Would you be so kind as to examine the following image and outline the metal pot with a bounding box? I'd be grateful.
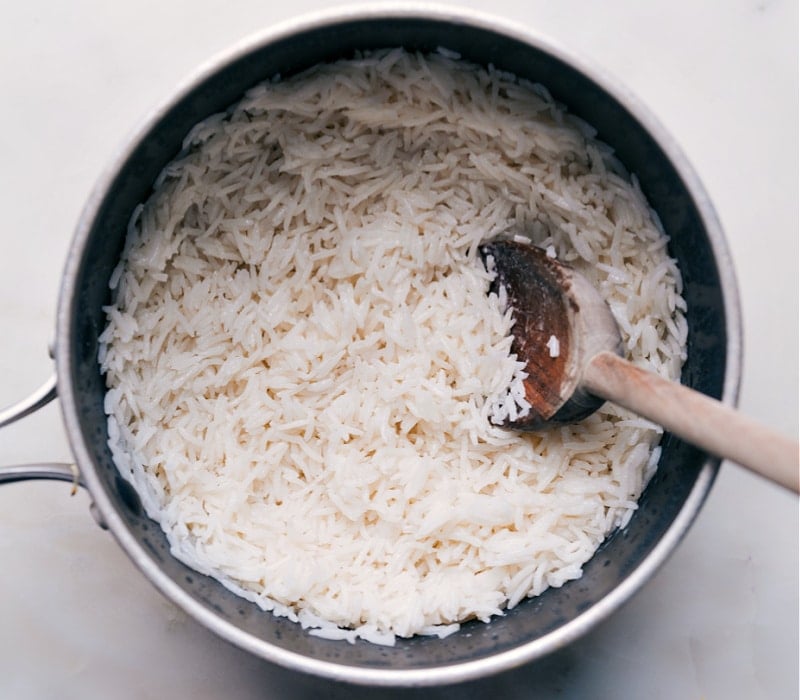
[0,4,740,687]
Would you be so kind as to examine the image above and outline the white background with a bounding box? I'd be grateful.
[0,1,797,698]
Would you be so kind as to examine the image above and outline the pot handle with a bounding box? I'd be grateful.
[0,373,84,492]
[0,373,58,429]
[0,463,83,490]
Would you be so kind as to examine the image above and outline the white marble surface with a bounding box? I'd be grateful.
[0,1,797,698]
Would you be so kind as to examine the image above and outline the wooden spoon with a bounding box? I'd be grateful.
[481,239,799,493]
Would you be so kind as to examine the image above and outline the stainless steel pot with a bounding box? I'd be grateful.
[0,4,741,687]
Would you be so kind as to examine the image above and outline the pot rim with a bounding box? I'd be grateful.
[54,2,743,686]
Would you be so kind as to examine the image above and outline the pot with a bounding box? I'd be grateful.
[0,4,741,687]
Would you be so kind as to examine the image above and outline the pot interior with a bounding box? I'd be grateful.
[62,14,730,679]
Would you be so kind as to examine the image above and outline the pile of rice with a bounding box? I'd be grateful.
[99,48,687,645]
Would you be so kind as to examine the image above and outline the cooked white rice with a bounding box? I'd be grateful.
[98,48,687,645]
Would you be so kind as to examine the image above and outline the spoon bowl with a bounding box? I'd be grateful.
[482,239,621,429]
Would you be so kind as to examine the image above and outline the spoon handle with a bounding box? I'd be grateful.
[583,351,799,493]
